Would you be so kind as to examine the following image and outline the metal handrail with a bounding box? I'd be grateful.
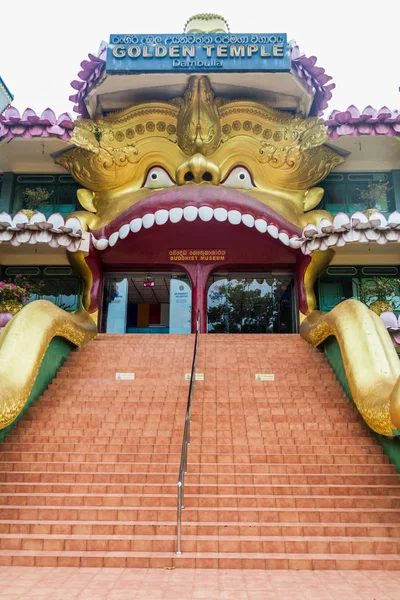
[176,310,200,554]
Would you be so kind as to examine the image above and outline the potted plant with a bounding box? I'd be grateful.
[359,277,400,316]
[357,181,392,212]
[23,187,54,215]
[0,275,45,329]
[0,282,27,328]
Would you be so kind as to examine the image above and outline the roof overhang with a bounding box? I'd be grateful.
[84,70,315,117]
[329,135,400,171]
[0,138,72,173]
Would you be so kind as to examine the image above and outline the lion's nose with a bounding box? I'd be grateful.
[176,153,220,185]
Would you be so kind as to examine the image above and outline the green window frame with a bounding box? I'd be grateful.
[12,174,80,216]
[318,266,400,315]
[1,266,81,312]
[319,172,394,216]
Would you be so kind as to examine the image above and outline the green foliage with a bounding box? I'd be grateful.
[0,282,26,304]
[357,181,391,210]
[358,277,400,308]
[0,275,45,305]
[6,274,45,297]
[23,187,54,210]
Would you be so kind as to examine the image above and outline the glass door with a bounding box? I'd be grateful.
[102,272,191,334]
[207,273,296,333]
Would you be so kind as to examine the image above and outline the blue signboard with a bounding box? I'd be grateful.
[106,33,290,74]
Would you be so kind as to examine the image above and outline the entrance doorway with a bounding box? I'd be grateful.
[207,273,296,333]
[101,272,191,334]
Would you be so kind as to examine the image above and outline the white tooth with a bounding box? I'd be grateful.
[267,224,279,239]
[58,234,72,247]
[48,237,59,248]
[155,209,169,225]
[11,211,29,227]
[109,232,119,247]
[65,216,82,234]
[214,208,228,222]
[35,230,52,243]
[303,223,318,238]
[242,214,254,228]
[47,212,65,230]
[130,218,142,233]
[0,212,12,226]
[255,219,267,233]
[119,224,130,240]
[376,233,387,245]
[308,238,321,252]
[10,237,21,246]
[30,212,46,224]
[183,206,198,222]
[15,230,31,243]
[169,207,183,223]
[289,237,302,249]
[343,229,361,243]
[385,230,399,242]
[319,240,328,251]
[365,229,380,241]
[199,206,214,222]
[0,230,13,242]
[142,213,155,229]
[228,210,241,225]
[94,238,109,250]
[70,239,82,252]
[278,232,290,246]
[325,233,339,247]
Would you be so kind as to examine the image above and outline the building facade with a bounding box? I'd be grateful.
[1,14,400,435]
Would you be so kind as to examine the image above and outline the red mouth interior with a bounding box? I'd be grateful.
[91,185,302,240]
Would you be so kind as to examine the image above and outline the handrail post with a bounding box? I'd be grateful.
[176,481,182,555]
[176,310,200,555]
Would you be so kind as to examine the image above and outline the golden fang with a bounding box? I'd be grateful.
[112,43,284,59]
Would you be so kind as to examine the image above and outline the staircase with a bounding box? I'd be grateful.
[0,333,399,569]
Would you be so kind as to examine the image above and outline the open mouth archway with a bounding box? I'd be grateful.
[79,186,311,334]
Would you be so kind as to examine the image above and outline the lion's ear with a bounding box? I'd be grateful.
[303,187,324,212]
[77,189,97,213]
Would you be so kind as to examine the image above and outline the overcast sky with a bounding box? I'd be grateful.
[1,0,399,117]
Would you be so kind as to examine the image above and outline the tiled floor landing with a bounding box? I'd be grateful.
[0,567,399,599]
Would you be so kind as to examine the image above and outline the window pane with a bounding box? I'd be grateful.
[40,279,58,304]
[58,279,79,310]
[321,183,346,214]
[56,185,79,214]
[348,183,389,213]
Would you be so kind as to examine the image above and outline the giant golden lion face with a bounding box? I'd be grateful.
[56,76,343,319]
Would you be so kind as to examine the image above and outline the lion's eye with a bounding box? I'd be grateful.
[143,167,175,189]
[222,166,254,190]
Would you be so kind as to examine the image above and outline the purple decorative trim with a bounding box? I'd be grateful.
[326,105,400,139]
[69,46,107,118]
[0,107,74,142]
[291,46,335,117]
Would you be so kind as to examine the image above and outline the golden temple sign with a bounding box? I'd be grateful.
[106,33,290,73]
